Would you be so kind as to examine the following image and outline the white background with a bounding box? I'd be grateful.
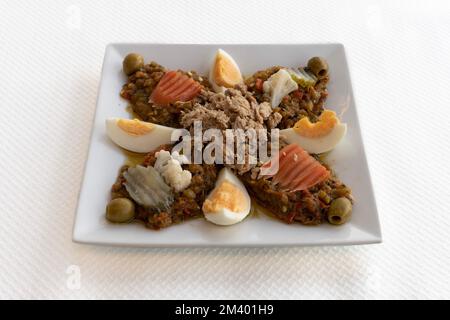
[0,0,449,299]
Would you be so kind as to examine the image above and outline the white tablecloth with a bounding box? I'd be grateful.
[1,0,449,299]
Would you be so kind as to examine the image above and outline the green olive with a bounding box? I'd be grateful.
[106,198,135,223]
[327,197,352,225]
[123,53,144,76]
[307,56,329,78]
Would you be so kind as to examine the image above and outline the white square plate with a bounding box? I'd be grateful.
[73,43,381,247]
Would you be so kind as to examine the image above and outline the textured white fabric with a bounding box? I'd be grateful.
[1,0,450,299]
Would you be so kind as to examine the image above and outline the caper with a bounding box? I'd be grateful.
[307,57,329,78]
[327,197,352,225]
[183,188,196,199]
[318,190,331,204]
[332,186,351,198]
[106,198,135,223]
[123,53,144,76]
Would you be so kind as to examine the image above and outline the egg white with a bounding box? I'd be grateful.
[106,118,175,153]
[280,123,347,154]
[203,167,251,226]
[208,49,243,93]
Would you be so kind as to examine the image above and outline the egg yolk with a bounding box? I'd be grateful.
[117,119,154,136]
[203,181,247,213]
[293,110,338,138]
[214,54,241,88]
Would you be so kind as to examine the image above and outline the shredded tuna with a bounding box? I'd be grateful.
[180,106,230,130]
[180,85,282,175]
[181,85,282,131]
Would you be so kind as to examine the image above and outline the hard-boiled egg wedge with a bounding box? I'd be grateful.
[208,49,243,93]
[106,118,175,153]
[202,167,251,226]
[280,110,347,154]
